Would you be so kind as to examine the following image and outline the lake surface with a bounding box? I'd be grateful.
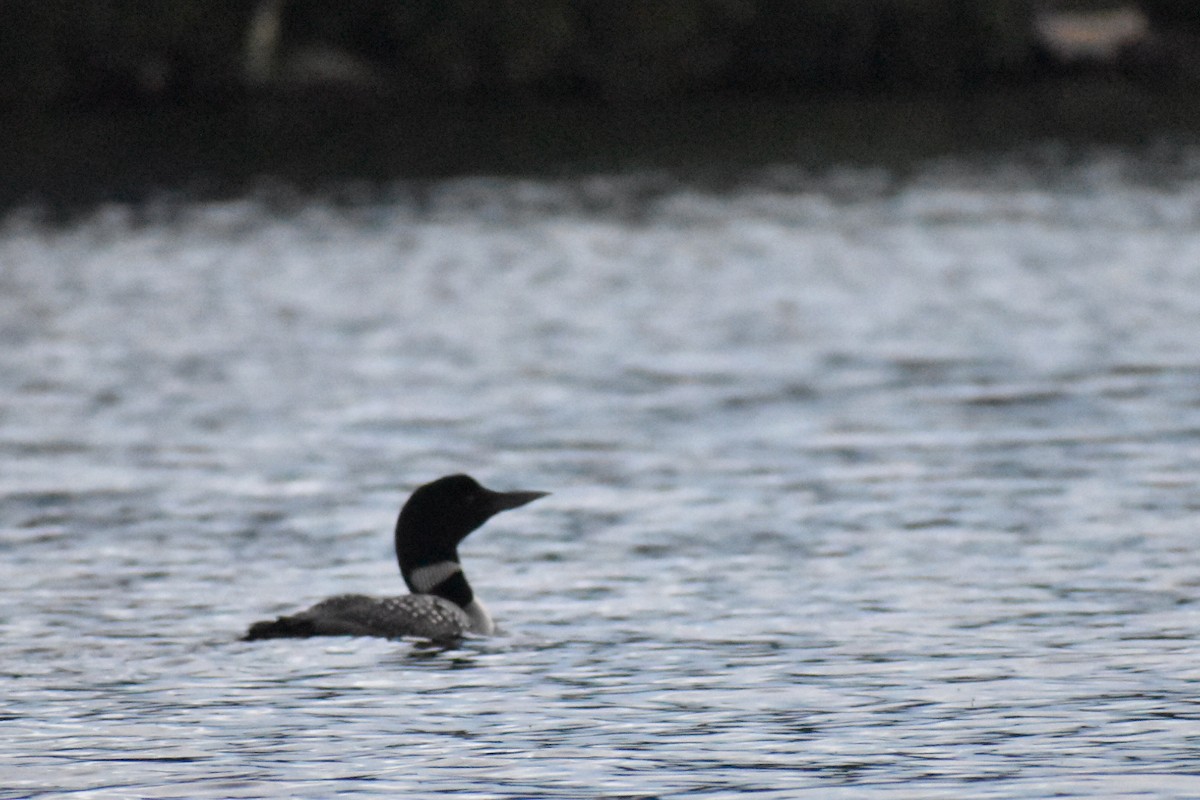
[3,146,1200,798]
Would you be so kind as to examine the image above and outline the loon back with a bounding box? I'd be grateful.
[244,594,474,641]
[243,474,547,642]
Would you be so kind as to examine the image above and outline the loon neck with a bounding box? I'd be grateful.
[403,559,493,635]
[401,556,491,629]
[407,560,463,593]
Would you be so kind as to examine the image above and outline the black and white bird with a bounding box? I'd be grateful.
[244,474,547,642]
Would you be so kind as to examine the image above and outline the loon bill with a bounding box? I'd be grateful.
[244,474,547,642]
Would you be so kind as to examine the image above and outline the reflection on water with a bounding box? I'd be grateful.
[3,148,1200,798]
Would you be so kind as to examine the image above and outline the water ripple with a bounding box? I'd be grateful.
[4,148,1200,797]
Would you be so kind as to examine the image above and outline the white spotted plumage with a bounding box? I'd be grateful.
[300,593,474,640]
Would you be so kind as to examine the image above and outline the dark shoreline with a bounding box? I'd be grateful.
[4,77,1200,216]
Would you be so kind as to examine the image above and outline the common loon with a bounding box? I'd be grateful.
[244,474,547,642]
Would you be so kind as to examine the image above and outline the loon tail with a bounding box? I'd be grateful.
[243,615,320,640]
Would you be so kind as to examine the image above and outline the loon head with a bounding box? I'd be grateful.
[394,474,547,631]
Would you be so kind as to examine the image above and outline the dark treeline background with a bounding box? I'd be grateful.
[4,1,1199,210]
[3,0,1199,110]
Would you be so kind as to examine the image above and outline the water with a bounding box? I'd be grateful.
[3,146,1200,798]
